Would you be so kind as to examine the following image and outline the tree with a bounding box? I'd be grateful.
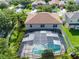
[16,11,27,29]
[0,49,19,59]
[37,5,52,12]
[0,38,7,54]
[10,0,31,6]
[19,0,32,9]
[51,4,56,9]
[44,0,51,3]
[22,57,29,59]
[65,0,79,12]
[9,0,20,5]
[41,49,54,59]
[0,9,17,37]
[26,4,32,10]
[0,1,9,9]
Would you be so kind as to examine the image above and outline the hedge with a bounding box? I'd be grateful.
[16,32,24,52]
[62,56,69,59]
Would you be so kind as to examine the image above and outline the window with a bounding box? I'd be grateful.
[41,24,45,27]
[71,20,72,22]
[53,24,57,27]
[78,19,79,22]
[30,24,32,27]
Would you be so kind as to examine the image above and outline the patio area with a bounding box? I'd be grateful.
[19,31,66,59]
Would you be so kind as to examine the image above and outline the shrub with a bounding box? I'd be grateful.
[10,31,18,43]
[0,1,9,9]
[37,5,52,12]
[16,32,24,52]
[62,56,69,59]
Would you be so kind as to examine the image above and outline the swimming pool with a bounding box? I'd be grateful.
[32,48,43,54]
[48,43,61,52]
[32,45,45,54]
[32,43,61,55]
[32,33,61,55]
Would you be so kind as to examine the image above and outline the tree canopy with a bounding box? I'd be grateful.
[37,5,52,12]
[44,0,51,3]
[65,0,79,12]
[0,9,17,37]
[9,0,31,6]
[0,1,9,9]
[0,8,27,37]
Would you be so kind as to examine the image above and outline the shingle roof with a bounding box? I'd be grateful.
[49,0,60,5]
[66,11,79,20]
[25,12,62,24]
[32,0,46,5]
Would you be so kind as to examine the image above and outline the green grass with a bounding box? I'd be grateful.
[23,9,32,12]
[60,25,79,59]
[52,8,60,12]
[62,26,79,47]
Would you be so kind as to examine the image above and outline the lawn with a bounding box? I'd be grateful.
[54,54,72,59]
[53,25,74,59]
[61,25,79,58]
[52,8,60,12]
[23,9,32,12]
[62,26,79,47]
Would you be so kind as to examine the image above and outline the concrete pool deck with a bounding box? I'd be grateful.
[19,31,66,59]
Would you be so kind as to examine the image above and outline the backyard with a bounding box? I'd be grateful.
[54,25,79,59]
[0,0,79,59]
[61,25,79,57]
[62,26,79,47]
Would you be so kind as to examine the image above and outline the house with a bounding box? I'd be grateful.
[19,31,65,58]
[74,0,79,4]
[32,0,46,9]
[25,12,62,30]
[59,1,65,7]
[61,0,67,3]
[48,0,60,5]
[48,0,65,8]
[65,11,79,29]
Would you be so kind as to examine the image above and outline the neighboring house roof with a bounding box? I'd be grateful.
[32,0,46,5]
[66,12,74,19]
[59,1,65,6]
[74,0,79,4]
[25,12,62,24]
[49,0,60,5]
[66,11,79,20]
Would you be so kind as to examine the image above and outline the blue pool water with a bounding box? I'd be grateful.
[48,43,60,52]
[32,36,61,54]
[32,43,60,54]
[32,48,43,54]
